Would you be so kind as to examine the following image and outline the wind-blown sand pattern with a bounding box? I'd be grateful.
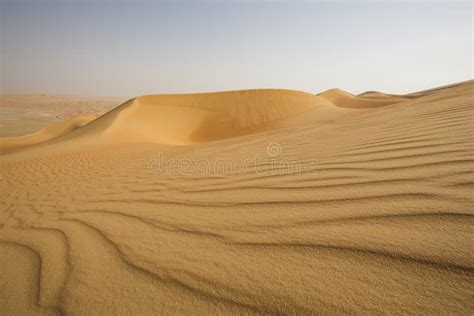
[0,81,473,314]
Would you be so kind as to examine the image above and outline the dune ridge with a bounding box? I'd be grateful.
[0,80,473,314]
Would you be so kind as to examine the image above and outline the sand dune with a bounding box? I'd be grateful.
[0,94,126,137]
[0,115,97,155]
[0,81,473,314]
[1,89,337,150]
[318,88,407,108]
[356,91,410,102]
[57,89,336,146]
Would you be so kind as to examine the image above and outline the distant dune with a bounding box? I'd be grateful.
[0,87,402,152]
[58,89,338,146]
[318,88,408,108]
[2,89,340,150]
[0,81,473,314]
[0,94,126,137]
[0,115,97,155]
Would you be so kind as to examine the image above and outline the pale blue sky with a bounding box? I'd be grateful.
[1,0,472,97]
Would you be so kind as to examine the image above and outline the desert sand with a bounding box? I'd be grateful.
[0,94,126,137]
[0,81,473,314]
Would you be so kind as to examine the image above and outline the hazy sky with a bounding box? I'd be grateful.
[1,0,472,97]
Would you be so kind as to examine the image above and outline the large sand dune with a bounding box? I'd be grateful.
[34,89,336,147]
[0,81,473,314]
[1,89,339,150]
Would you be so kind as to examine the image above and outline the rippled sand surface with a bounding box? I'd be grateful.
[1,81,473,314]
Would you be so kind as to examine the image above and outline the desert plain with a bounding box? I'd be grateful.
[0,81,473,314]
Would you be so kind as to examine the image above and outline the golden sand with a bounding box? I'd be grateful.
[0,81,473,314]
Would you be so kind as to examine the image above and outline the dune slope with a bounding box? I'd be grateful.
[0,115,97,155]
[0,94,126,137]
[0,81,473,314]
[61,89,335,146]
